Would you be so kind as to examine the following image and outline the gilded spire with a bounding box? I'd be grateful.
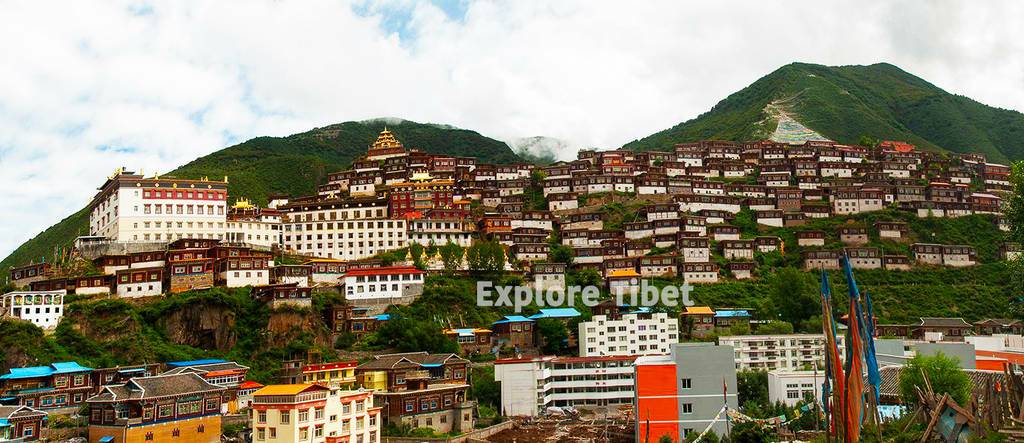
[371,128,404,151]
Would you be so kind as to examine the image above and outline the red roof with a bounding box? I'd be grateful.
[239,380,264,390]
[495,355,640,365]
[302,361,358,372]
[341,266,424,277]
[879,140,916,153]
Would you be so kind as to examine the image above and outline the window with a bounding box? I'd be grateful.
[681,378,692,389]
[682,403,693,414]
[257,411,267,424]
[279,410,290,424]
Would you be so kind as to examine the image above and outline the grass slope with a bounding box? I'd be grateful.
[1,119,520,271]
[624,62,1024,163]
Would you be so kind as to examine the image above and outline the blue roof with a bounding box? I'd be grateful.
[714,310,751,318]
[0,418,9,427]
[165,359,227,368]
[451,328,477,337]
[0,362,92,380]
[626,307,653,315]
[493,315,534,325]
[99,437,115,443]
[528,308,581,319]
[420,363,443,368]
[375,314,391,321]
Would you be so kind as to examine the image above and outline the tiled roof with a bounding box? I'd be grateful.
[0,405,46,420]
[975,318,1020,326]
[917,317,971,327]
[357,352,467,371]
[879,365,1001,403]
[88,373,224,402]
[162,361,249,375]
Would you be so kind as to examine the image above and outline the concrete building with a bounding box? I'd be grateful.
[88,169,229,243]
[767,370,824,406]
[717,334,846,370]
[493,355,637,417]
[2,290,65,330]
[579,311,678,357]
[279,197,407,260]
[250,384,381,443]
[634,343,739,441]
[340,266,425,303]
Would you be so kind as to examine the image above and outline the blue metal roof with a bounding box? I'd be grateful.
[375,314,391,321]
[165,359,227,368]
[714,310,751,318]
[626,307,653,315]
[451,328,477,337]
[492,315,534,325]
[528,308,581,319]
[0,418,9,427]
[99,437,115,443]
[0,362,92,380]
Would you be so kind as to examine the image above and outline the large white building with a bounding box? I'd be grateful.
[493,355,637,417]
[767,370,825,406]
[579,311,678,357]
[280,197,407,260]
[225,199,282,249]
[406,217,473,247]
[88,169,229,243]
[717,334,846,371]
[340,266,425,302]
[2,290,65,329]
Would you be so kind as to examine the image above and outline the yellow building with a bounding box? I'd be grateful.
[251,384,381,443]
[301,361,358,389]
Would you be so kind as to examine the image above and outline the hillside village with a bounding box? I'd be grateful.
[2,128,1024,443]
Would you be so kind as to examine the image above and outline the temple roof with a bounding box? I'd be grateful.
[370,128,404,151]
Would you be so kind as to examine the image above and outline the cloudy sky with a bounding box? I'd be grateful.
[2,0,1023,259]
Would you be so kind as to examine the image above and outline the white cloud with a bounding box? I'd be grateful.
[2,0,1023,259]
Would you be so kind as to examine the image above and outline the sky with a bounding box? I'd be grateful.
[2,0,1024,260]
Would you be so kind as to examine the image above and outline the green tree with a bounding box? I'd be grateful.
[729,421,775,443]
[439,242,464,273]
[469,366,500,409]
[1006,162,1024,245]
[548,244,574,264]
[536,318,569,355]
[756,320,794,335]
[659,435,674,443]
[367,308,458,354]
[768,268,819,326]
[467,241,505,273]
[899,352,972,406]
[737,370,769,410]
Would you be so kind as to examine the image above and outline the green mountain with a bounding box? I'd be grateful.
[624,62,1024,163]
[1,119,519,272]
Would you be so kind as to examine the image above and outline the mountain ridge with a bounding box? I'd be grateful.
[623,62,1024,163]
[1,119,520,272]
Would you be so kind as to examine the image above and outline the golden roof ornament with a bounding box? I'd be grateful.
[371,128,404,150]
